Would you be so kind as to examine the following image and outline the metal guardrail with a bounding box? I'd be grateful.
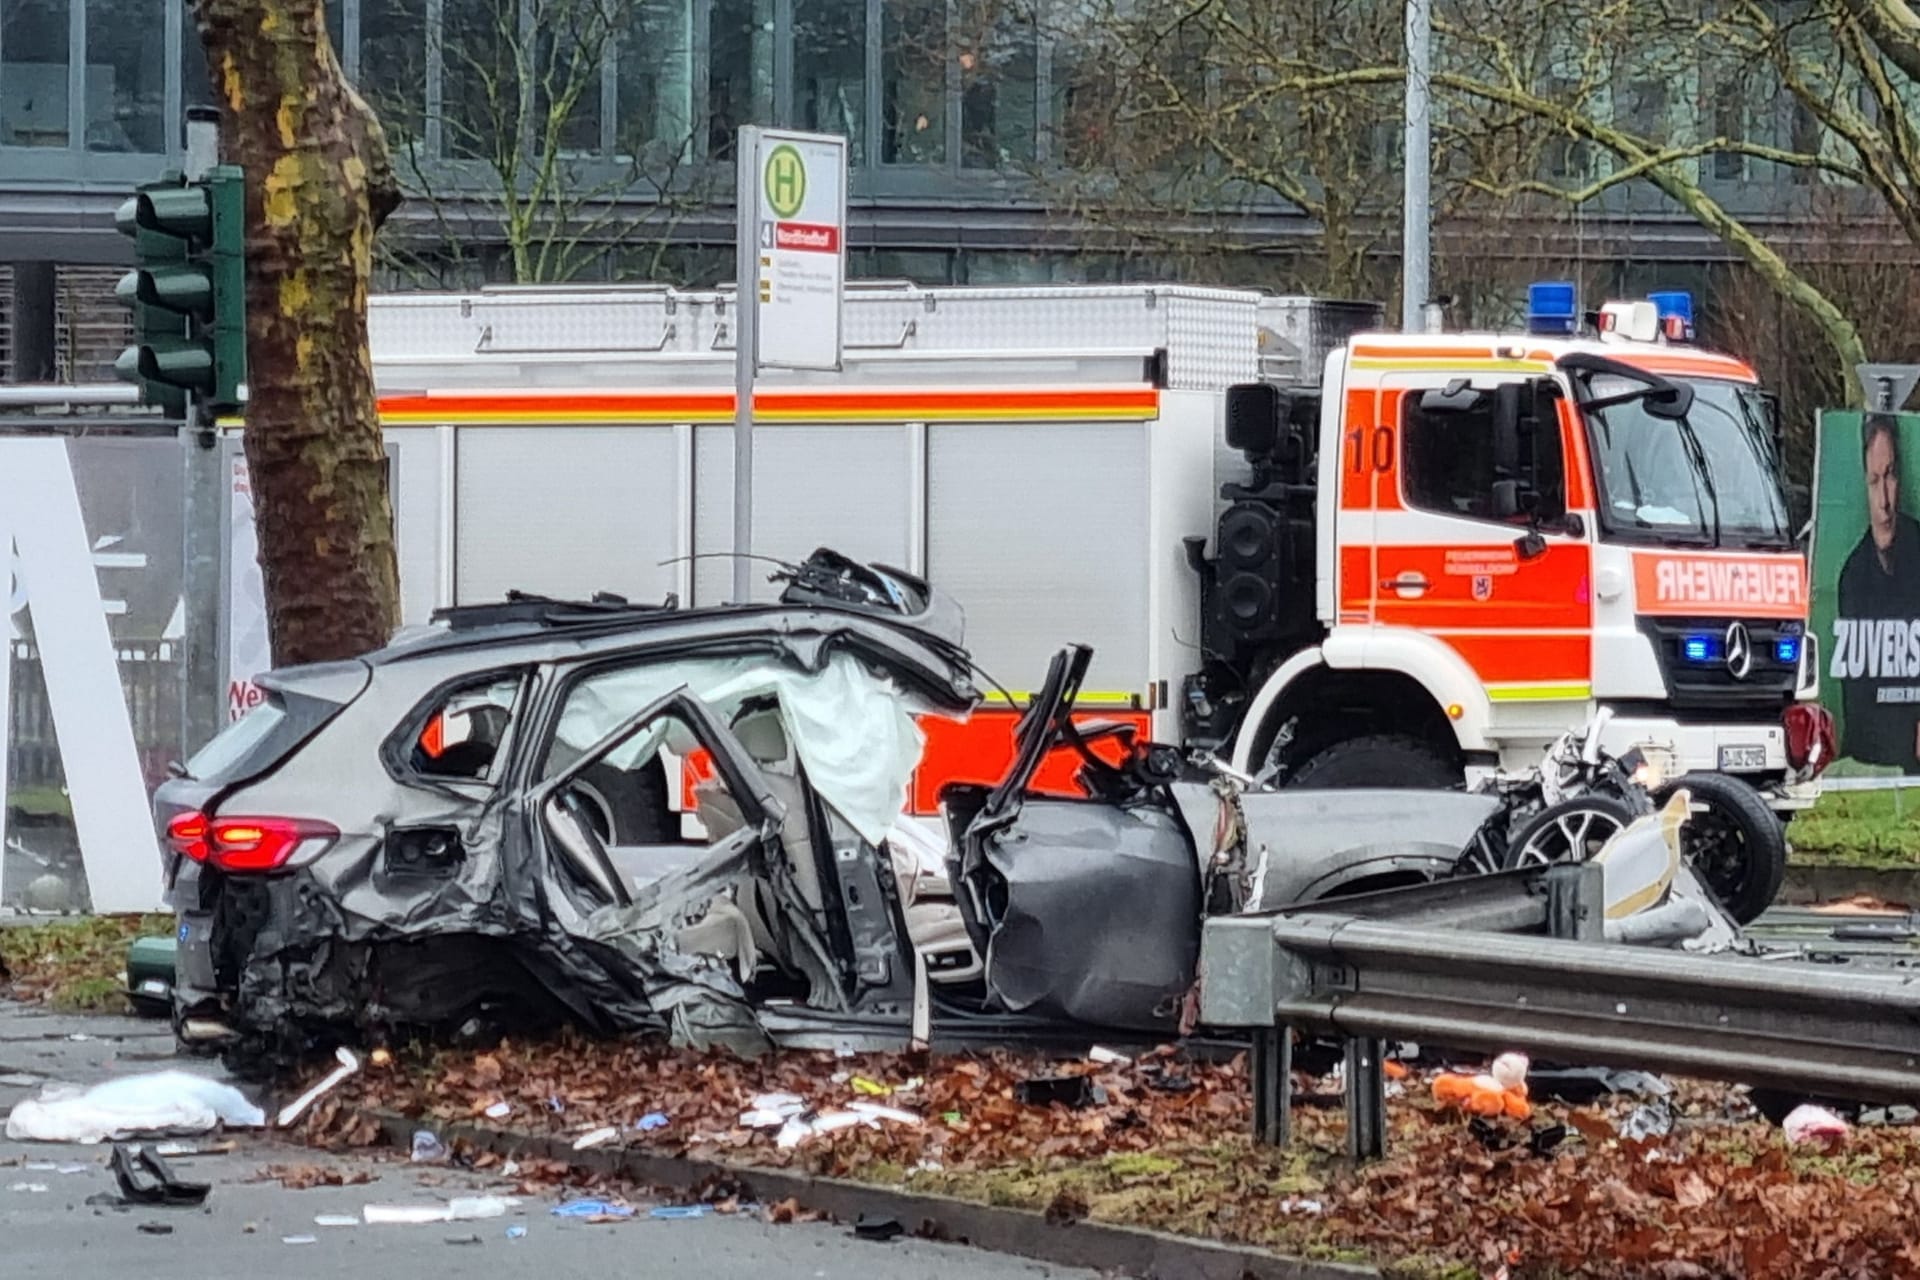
[1199,865,1920,1159]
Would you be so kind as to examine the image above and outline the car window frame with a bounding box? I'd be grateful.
[381,665,535,796]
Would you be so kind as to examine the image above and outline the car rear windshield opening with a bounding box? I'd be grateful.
[182,690,346,785]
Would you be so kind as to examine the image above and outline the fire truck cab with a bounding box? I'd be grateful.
[327,280,1821,921]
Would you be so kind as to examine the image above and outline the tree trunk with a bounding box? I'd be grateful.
[191,0,403,667]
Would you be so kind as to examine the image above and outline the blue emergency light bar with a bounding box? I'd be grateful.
[1649,290,1695,342]
[1683,635,1719,663]
[1775,636,1800,665]
[1526,281,1578,336]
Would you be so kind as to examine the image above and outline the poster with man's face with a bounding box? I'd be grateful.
[1812,409,1920,774]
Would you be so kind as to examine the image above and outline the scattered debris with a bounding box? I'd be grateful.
[1432,1053,1531,1120]
[1783,1104,1850,1149]
[634,1112,669,1132]
[1618,1103,1674,1143]
[315,1214,359,1228]
[1087,1046,1132,1066]
[109,1144,211,1206]
[277,1047,362,1128]
[852,1213,904,1241]
[551,1199,635,1219]
[9,1182,49,1193]
[849,1077,891,1097]
[572,1126,620,1150]
[3,1071,264,1144]
[410,1131,449,1163]
[363,1197,516,1224]
[153,1141,234,1158]
[506,1225,527,1239]
[1528,1067,1673,1105]
[0,1073,42,1087]
[1015,1076,1106,1110]
[370,1049,394,1068]
[500,1159,521,1178]
[1857,1105,1919,1128]
[483,1101,512,1120]
[137,1221,174,1235]
[444,1233,483,1245]
[282,1235,318,1246]
[650,1205,714,1219]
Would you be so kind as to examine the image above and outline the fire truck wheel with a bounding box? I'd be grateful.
[1284,734,1463,790]
[1653,771,1787,926]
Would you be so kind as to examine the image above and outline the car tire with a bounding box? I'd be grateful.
[572,759,675,845]
[1284,734,1464,789]
[1654,771,1787,925]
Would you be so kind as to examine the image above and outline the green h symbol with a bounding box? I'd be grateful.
[765,145,806,218]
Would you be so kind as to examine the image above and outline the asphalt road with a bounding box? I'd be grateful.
[0,1003,1096,1280]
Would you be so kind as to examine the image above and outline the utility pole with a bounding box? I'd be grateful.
[1401,0,1432,333]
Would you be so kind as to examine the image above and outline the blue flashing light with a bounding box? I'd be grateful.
[1683,634,1719,664]
[1775,636,1801,665]
[1526,281,1578,336]
[1648,290,1694,324]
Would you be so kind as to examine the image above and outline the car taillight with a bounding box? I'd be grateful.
[204,816,339,872]
[1784,704,1838,778]
[166,812,211,863]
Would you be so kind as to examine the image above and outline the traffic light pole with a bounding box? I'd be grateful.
[179,104,227,756]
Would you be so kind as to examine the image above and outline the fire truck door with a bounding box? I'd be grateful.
[1364,376,1594,703]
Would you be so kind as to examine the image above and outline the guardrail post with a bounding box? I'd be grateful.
[1250,1026,1292,1146]
[1546,862,1603,941]
[1345,1037,1387,1160]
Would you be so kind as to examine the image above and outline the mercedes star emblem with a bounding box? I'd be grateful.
[1724,621,1753,680]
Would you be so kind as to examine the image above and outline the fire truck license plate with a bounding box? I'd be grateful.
[1718,744,1767,771]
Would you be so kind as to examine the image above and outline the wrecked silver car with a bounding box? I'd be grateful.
[154,551,1505,1074]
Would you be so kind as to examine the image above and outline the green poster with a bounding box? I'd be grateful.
[1812,408,1920,775]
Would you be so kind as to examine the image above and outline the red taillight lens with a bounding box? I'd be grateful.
[166,812,211,863]
[1784,704,1838,777]
[204,816,339,872]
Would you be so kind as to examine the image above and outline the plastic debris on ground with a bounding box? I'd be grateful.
[650,1205,715,1219]
[740,1093,808,1129]
[850,1076,890,1097]
[3,1070,264,1144]
[1783,1104,1850,1148]
[572,1126,620,1150]
[314,1214,359,1227]
[109,1143,212,1206]
[1617,1103,1674,1143]
[0,1073,43,1087]
[23,1161,89,1175]
[1087,1046,1132,1066]
[410,1130,449,1163]
[1858,1105,1919,1128]
[282,1235,318,1245]
[137,1221,174,1235]
[852,1213,904,1241]
[1014,1076,1107,1109]
[483,1101,512,1120]
[550,1199,636,1219]
[634,1112,669,1132]
[9,1182,49,1193]
[445,1233,483,1245]
[276,1047,361,1128]
[1527,1066,1674,1105]
[363,1196,517,1224]
[506,1225,527,1239]
[152,1141,233,1158]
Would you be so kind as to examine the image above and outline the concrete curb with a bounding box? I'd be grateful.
[1780,864,1920,905]
[351,1108,1381,1280]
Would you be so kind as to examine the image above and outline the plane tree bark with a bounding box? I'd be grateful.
[190,0,402,666]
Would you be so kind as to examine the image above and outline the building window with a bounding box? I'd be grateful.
[86,0,165,152]
[616,0,694,159]
[1,0,72,148]
[1619,77,1668,144]
[957,1,1034,170]
[441,0,518,160]
[708,0,773,159]
[881,0,945,165]
[532,13,607,157]
[794,0,865,164]
[1712,90,1745,181]
[1400,389,1565,525]
[1788,99,1819,185]
[360,0,427,147]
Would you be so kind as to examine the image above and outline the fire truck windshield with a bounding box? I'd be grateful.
[1579,373,1792,550]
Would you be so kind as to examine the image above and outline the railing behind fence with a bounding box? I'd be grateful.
[6,640,186,795]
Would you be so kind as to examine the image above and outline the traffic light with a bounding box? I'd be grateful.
[113,165,246,419]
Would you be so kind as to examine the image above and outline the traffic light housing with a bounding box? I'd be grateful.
[113,166,246,419]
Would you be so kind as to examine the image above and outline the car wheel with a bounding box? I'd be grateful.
[1502,796,1636,869]
[1654,771,1787,925]
[1284,734,1464,789]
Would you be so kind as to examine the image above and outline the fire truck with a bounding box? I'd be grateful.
[301,280,1824,919]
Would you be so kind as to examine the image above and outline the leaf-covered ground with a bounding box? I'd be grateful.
[0,913,171,1011]
[298,1035,1920,1279]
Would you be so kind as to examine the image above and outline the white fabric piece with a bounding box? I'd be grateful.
[552,652,947,846]
[3,1070,266,1144]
